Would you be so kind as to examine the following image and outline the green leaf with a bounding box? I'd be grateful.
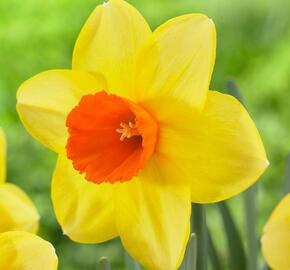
[218,202,246,270]
[226,79,259,270]
[262,263,270,270]
[191,204,208,270]
[97,257,111,270]
[207,228,222,270]
[225,79,245,106]
[125,252,142,270]
[184,233,197,270]
[243,185,258,270]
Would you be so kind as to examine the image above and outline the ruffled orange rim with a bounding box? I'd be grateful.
[66,91,158,184]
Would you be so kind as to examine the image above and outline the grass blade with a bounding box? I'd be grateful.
[218,202,246,270]
[244,185,258,270]
[184,233,197,270]
[225,79,245,106]
[262,264,270,270]
[125,252,141,270]
[207,228,222,270]
[226,78,258,270]
[191,204,208,270]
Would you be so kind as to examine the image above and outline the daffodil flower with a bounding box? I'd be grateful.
[262,194,290,270]
[16,0,268,269]
[0,231,58,269]
[0,131,55,268]
[0,129,39,233]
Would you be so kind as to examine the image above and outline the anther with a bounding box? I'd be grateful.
[116,122,140,141]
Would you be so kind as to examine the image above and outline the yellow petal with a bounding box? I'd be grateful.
[73,0,151,99]
[115,157,191,270]
[0,128,6,183]
[143,91,268,203]
[17,70,106,153]
[262,194,290,270]
[0,231,58,270]
[51,155,117,243]
[135,14,216,110]
[0,183,39,234]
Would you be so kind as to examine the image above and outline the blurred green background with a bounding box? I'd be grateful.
[0,0,290,269]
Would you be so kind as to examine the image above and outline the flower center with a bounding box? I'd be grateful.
[116,122,140,141]
[66,91,158,184]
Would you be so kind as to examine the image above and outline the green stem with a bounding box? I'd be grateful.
[262,263,270,270]
[226,78,259,270]
[125,252,141,270]
[218,202,246,270]
[184,233,197,270]
[191,204,208,270]
[225,79,244,105]
[243,185,258,270]
[97,257,111,270]
[207,228,222,270]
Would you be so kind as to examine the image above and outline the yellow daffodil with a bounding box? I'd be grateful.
[0,128,39,233]
[0,231,58,269]
[16,0,268,269]
[262,194,290,270]
[0,130,55,269]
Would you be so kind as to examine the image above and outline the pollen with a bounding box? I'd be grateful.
[116,122,140,141]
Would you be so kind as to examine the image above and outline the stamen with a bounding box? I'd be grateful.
[116,122,140,141]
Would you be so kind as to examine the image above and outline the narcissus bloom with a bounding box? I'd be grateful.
[0,231,58,269]
[262,194,290,270]
[17,0,268,269]
[0,128,39,233]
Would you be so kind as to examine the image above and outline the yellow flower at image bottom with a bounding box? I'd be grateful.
[0,231,58,270]
[262,194,290,270]
[0,128,39,234]
[16,0,269,269]
[0,184,39,234]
